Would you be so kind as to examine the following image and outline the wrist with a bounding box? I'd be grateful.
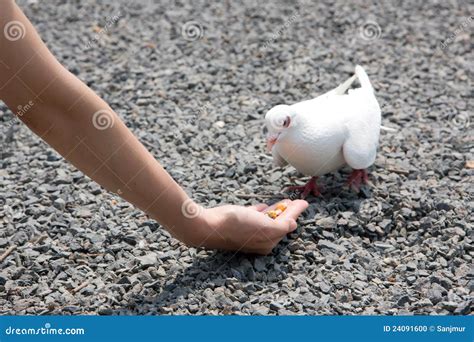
[183,206,231,249]
[186,207,222,248]
[164,200,220,248]
[149,198,229,249]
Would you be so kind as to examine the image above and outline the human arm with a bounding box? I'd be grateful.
[0,0,307,254]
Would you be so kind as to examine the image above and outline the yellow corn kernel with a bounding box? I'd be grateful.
[267,210,279,219]
[266,203,287,219]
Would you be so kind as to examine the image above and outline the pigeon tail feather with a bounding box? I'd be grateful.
[355,65,373,93]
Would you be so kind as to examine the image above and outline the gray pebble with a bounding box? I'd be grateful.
[0,0,471,316]
[317,240,346,253]
[53,198,66,210]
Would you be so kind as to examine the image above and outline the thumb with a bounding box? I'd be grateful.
[282,218,297,233]
[248,203,269,212]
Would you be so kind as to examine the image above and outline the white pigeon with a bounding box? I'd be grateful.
[265,65,392,198]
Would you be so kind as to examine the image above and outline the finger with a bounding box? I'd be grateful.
[287,218,298,232]
[257,200,306,237]
[275,199,308,221]
[260,216,297,238]
[272,218,298,234]
[272,200,308,233]
[248,203,269,212]
[262,199,292,213]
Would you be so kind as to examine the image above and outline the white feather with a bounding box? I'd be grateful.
[266,65,383,176]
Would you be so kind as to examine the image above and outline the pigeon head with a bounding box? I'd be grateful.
[265,105,296,151]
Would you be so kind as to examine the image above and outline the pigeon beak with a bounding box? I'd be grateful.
[266,133,280,152]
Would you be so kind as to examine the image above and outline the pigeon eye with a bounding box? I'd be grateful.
[283,116,291,128]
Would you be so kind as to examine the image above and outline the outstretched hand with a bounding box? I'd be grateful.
[194,199,308,255]
[0,0,307,257]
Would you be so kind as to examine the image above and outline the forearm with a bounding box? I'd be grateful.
[23,79,199,239]
[0,0,206,244]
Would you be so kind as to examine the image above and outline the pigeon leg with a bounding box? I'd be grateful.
[285,176,320,199]
[347,169,369,192]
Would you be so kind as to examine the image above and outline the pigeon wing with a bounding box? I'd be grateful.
[342,66,381,169]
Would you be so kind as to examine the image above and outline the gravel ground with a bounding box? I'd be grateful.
[0,0,473,315]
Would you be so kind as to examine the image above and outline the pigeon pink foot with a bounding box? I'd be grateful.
[347,169,369,192]
[285,176,321,199]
